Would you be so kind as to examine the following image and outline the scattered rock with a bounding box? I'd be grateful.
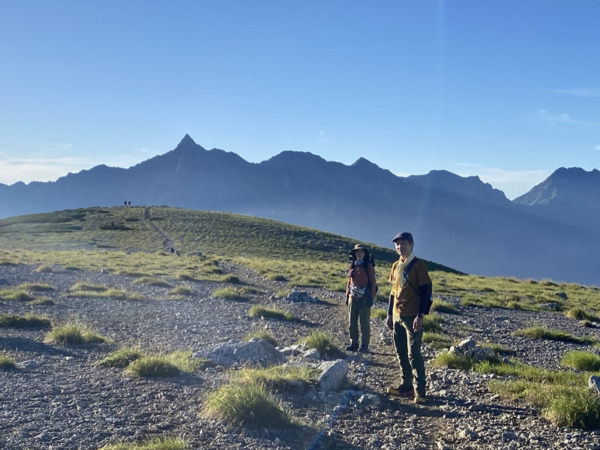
[318,359,348,392]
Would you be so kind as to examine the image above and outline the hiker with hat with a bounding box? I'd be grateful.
[345,244,377,352]
[386,232,433,404]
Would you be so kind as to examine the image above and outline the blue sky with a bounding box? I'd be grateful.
[1,1,599,200]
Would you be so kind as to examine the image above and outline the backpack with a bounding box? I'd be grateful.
[348,254,378,296]
[403,257,433,315]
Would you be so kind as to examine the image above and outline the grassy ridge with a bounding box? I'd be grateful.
[1,206,598,310]
[0,206,457,271]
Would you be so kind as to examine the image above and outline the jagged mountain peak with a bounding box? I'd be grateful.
[175,134,206,150]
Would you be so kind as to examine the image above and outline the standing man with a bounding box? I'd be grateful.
[386,232,432,404]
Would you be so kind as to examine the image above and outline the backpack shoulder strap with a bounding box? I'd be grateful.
[404,257,418,275]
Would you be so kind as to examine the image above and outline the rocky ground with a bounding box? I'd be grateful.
[1,259,600,449]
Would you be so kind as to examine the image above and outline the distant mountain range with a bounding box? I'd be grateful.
[1,134,598,286]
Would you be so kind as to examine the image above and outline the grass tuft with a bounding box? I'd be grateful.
[0,313,52,329]
[512,326,594,344]
[248,305,295,321]
[100,436,189,450]
[422,314,445,333]
[432,350,474,370]
[371,308,387,320]
[0,353,17,370]
[543,387,600,429]
[560,350,600,372]
[423,332,452,349]
[123,351,201,377]
[168,286,194,297]
[97,348,145,368]
[235,365,320,390]
[213,288,248,302]
[124,356,181,377]
[566,308,600,322]
[431,299,460,314]
[204,381,291,428]
[0,290,34,302]
[301,331,339,356]
[244,331,278,347]
[44,324,111,345]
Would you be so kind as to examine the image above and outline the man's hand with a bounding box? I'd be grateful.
[386,314,393,331]
[413,316,423,332]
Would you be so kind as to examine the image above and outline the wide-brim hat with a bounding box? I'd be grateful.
[351,244,367,254]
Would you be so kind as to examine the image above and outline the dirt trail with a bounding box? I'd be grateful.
[143,207,177,253]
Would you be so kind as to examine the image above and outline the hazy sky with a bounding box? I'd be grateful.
[1,1,599,200]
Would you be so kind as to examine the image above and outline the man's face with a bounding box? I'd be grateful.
[394,239,413,260]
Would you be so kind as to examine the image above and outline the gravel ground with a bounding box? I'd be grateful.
[1,261,600,449]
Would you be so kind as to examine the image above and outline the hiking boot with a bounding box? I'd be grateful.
[358,346,369,353]
[345,343,359,352]
[386,385,414,397]
[414,393,426,404]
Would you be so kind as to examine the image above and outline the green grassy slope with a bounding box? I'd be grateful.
[0,206,458,273]
[2,206,598,312]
